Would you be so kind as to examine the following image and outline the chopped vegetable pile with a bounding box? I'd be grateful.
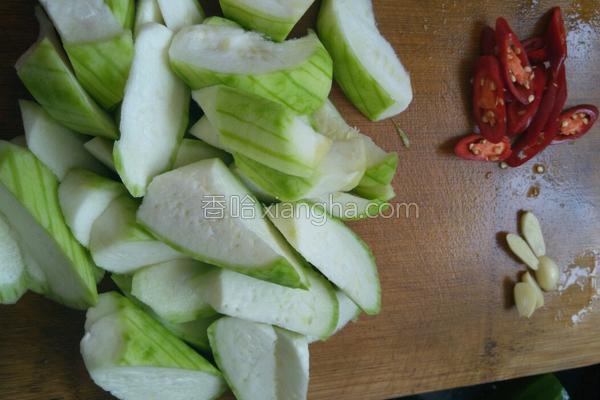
[455,7,598,166]
[1,1,413,399]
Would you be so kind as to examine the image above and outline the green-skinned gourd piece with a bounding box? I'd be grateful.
[137,158,310,289]
[40,0,134,110]
[193,85,331,178]
[0,214,28,304]
[219,0,315,42]
[81,292,227,400]
[104,0,135,30]
[268,202,381,315]
[89,194,185,274]
[317,0,413,121]
[84,137,116,171]
[134,0,163,36]
[112,274,220,353]
[203,16,241,28]
[170,24,332,114]
[130,259,217,324]
[203,268,338,339]
[173,138,232,169]
[306,192,389,221]
[20,100,109,180]
[157,0,205,31]
[208,317,309,400]
[59,169,125,247]
[114,23,189,198]
[0,142,99,309]
[16,8,118,139]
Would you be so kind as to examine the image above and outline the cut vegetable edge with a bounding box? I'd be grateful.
[0,213,28,304]
[208,316,309,400]
[20,100,109,180]
[59,169,125,247]
[131,259,217,324]
[193,85,332,178]
[267,202,381,315]
[317,0,413,121]
[306,192,390,221]
[219,0,315,41]
[134,0,164,36]
[137,158,310,289]
[115,22,190,198]
[89,194,185,274]
[173,138,232,169]
[84,137,117,171]
[0,142,98,309]
[156,0,205,31]
[81,292,227,400]
[204,267,339,339]
[15,8,119,139]
[63,31,134,110]
[111,274,218,353]
[170,26,332,114]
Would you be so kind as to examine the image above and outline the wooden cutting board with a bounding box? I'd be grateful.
[1,1,599,399]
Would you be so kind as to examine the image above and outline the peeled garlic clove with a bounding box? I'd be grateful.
[521,211,546,257]
[506,233,540,270]
[521,271,544,309]
[514,282,537,318]
[536,256,560,291]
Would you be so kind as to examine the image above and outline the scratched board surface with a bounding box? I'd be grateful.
[0,1,599,399]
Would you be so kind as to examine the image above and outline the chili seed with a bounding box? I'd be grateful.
[561,120,569,128]
[490,82,496,91]
[510,73,517,83]
[583,117,589,125]
[524,66,532,73]
[494,146,504,155]
[528,94,535,103]
[499,162,508,169]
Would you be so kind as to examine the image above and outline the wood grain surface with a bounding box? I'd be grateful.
[1,1,599,399]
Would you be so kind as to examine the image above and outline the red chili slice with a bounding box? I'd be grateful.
[481,26,496,56]
[473,56,507,143]
[454,134,512,162]
[552,105,598,142]
[507,67,547,136]
[522,36,548,64]
[506,66,567,167]
[546,7,567,80]
[523,37,545,52]
[496,17,535,105]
